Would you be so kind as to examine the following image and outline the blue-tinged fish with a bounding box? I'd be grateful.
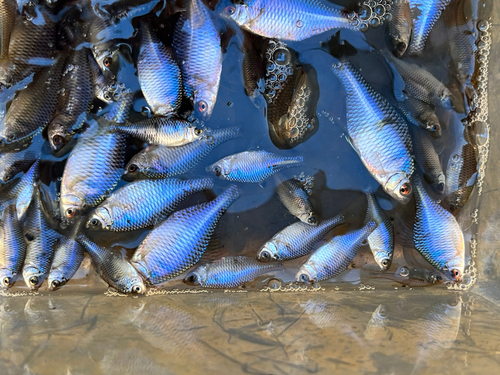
[257,214,345,261]
[131,185,240,285]
[386,0,413,57]
[47,220,85,291]
[15,159,39,221]
[137,21,182,116]
[172,0,222,118]
[111,117,204,147]
[413,176,464,282]
[365,193,393,270]
[296,221,376,282]
[124,127,239,180]
[412,128,445,194]
[22,190,59,290]
[0,204,26,289]
[77,235,146,294]
[207,150,303,183]
[331,58,414,203]
[184,256,283,288]
[276,175,317,224]
[87,178,214,231]
[408,0,452,55]
[225,0,360,41]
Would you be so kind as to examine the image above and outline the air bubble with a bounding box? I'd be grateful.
[141,106,151,117]
[296,20,303,28]
[359,5,372,21]
[478,20,489,31]
[360,23,369,32]
[374,5,385,16]
[399,266,409,277]
[370,18,380,28]
[267,279,281,290]
[273,49,291,66]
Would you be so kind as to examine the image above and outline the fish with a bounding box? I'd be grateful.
[47,220,85,291]
[88,10,119,79]
[47,48,94,152]
[386,0,413,57]
[172,0,222,118]
[408,0,452,55]
[110,117,204,147]
[296,221,376,282]
[331,58,414,203]
[124,127,239,180]
[131,185,240,285]
[0,0,16,60]
[207,150,303,183]
[77,235,146,294]
[22,190,59,290]
[257,214,345,261]
[365,193,394,270]
[371,265,446,286]
[0,204,26,289]
[137,21,182,116]
[411,128,445,194]
[87,177,214,231]
[0,135,43,184]
[399,96,441,137]
[241,30,266,97]
[224,0,360,41]
[276,176,317,224]
[14,159,38,221]
[364,304,392,342]
[89,50,116,103]
[413,176,465,282]
[1,58,64,147]
[184,256,284,288]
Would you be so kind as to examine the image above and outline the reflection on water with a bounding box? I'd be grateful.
[0,291,498,374]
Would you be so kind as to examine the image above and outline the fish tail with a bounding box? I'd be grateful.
[192,177,214,191]
[214,184,240,212]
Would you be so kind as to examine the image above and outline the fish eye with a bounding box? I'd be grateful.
[186,274,198,284]
[128,164,138,173]
[194,128,203,136]
[381,259,390,267]
[29,276,39,286]
[198,100,208,113]
[399,183,411,196]
[52,135,64,147]
[51,280,61,289]
[132,285,142,294]
[3,277,11,286]
[90,218,100,227]
[307,216,317,224]
[213,166,222,177]
[4,174,11,181]
[397,42,407,52]
[450,269,461,281]
[65,208,77,218]
[259,251,271,261]
[103,56,112,68]
[225,6,235,15]
[299,273,309,283]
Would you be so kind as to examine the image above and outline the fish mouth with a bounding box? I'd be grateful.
[0,270,16,290]
[23,267,44,290]
[47,274,67,291]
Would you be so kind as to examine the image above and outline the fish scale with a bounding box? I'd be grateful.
[411,128,445,193]
[87,178,214,231]
[276,176,317,224]
[0,135,43,184]
[0,204,26,289]
[332,58,414,203]
[365,193,394,270]
[131,185,240,285]
[0,0,16,60]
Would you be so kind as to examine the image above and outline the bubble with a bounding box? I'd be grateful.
[359,5,372,21]
[266,62,275,72]
[477,20,489,31]
[267,279,281,290]
[370,17,380,28]
[269,74,277,82]
[290,127,299,137]
[374,5,385,16]
[384,13,392,21]
[399,266,409,277]
[452,153,460,162]
[278,74,287,82]
[296,20,304,28]
[360,23,369,32]
[471,121,489,146]
[273,48,291,66]
[141,106,151,117]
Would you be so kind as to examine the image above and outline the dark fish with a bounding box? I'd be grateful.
[0,0,16,60]
[371,265,446,287]
[241,30,266,97]
[124,127,240,180]
[131,185,240,285]
[411,128,445,194]
[89,50,116,103]
[296,221,376,282]
[184,256,284,288]
[386,0,413,57]
[276,175,317,224]
[0,134,43,184]
[399,96,441,136]
[257,214,345,261]
[88,11,119,79]
[0,204,26,289]
[48,48,93,152]
[365,193,394,270]
[77,235,146,294]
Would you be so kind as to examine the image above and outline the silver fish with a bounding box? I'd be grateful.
[411,128,445,194]
[0,204,26,289]
[172,0,222,118]
[413,176,464,282]
[386,0,413,57]
[276,176,317,225]
[111,117,204,147]
[257,214,345,261]
[332,58,414,203]
[131,185,240,285]
[225,0,360,41]
[77,236,146,294]
[0,135,43,184]
[208,150,303,183]
[184,256,283,288]
[124,127,239,180]
[400,96,441,137]
[137,21,182,116]
[15,159,39,221]
[89,50,116,103]
[296,221,376,282]
[365,193,394,270]
[87,178,214,231]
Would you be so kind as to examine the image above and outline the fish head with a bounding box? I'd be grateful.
[60,193,85,220]
[22,266,46,290]
[92,47,117,81]
[47,271,68,291]
[437,87,452,109]
[299,211,318,226]
[430,173,446,195]
[188,126,205,142]
[194,93,217,119]
[391,38,409,58]
[207,158,231,179]
[257,241,281,261]
[446,264,464,284]
[224,1,252,26]
[123,276,147,295]
[385,173,412,204]
[373,250,392,271]
[87,207,113,230]
[124,152,154,181]
[184,265,208,286]
[0,269,17,290]
[47,119,72,152]
[296,264,317,283]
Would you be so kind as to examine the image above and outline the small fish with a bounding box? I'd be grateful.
[137,21,182,116]
[207,150,303,183]
[124,127,239,180]
[241,30,266,97]
[411,128,445,194]
[372,265,446,287]
[0,204,26,289]
[257,214,345,261]
[131,185,240,285]
[184,256,283,288]
[0,0,16,60]
[111,117,204,147]
[332,58,414,203]
[22,191,59,290]
[89,51,116,103]
[386,0,413,57]
[0,135,43,184]
[276,176,317,224]
[15,159,39,221]
[409,0,452,55]
[172,0,222,118]
[399,96,441,137]
[87,178,214,231]
[48,48,94,151]
[413,176,465,282]
[77,236,146,294]
[224,0,360,41]
[296,221,376,282]
[365,193,394,270]
[364,304,392,342]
